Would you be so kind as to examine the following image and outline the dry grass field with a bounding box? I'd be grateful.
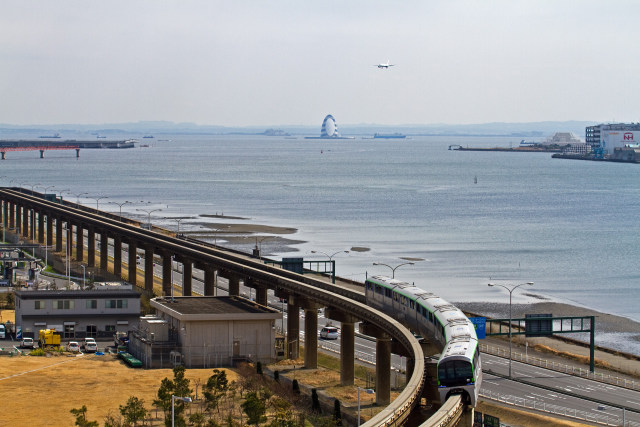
[0,353,236,426]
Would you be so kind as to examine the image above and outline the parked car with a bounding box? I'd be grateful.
[82,337,96,350]
[67,341,80,353]
[320,326,339,340]
[21,337,36,349]
[84,341,98,352]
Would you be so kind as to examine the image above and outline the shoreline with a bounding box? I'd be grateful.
[167,217,640,356]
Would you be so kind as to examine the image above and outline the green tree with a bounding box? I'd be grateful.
[189,412,207,427]
[119,396,147,426]
[203,369,229,414]
[153,366,192,427]
[70,405,99,427]
[241,391,267,426]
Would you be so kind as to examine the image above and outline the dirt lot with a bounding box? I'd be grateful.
[0,354,237,426]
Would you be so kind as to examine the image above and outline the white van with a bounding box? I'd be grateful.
[0,324,5,339]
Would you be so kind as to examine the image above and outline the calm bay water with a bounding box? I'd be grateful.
[4,135,640,325]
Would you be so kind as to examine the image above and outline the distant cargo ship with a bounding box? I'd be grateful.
[143,135,154,139]
[39,133,61,139]
[374,133,406,139]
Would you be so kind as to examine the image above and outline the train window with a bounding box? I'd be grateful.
[376,285,383,295]
[429,312,434,323]
[410,300,414,309]
[393,293,398,301]
[385,288,392,298]
[366,282,372,291]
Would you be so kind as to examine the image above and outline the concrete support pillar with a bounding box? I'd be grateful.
[75,224,84,262]
[47,216,53,251]
[144,245,154,293]
[228,275,240,296]
[304,308,319,369]
[55,218,63,252]
[340,322,356,386]
[3,201,8,228]
[100,232,108,271]
[87,228,95,267]
[37,212,45,243]
[375,338,392,406]
[8,203,14,229]
[255,286,268,306]
[128,242,137,286]
[182,261,192,296]
[325,307,361,386]
[22,206,29,237]
[162,253,172,296]
[113,236,122,277]
[67,223,73,254]
[204,267,216,296]
[287,299,300,360]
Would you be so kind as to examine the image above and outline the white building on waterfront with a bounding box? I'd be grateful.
[585,123,640,155]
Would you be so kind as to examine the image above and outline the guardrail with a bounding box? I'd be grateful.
[480,343,640,391]
[480,390,639,427]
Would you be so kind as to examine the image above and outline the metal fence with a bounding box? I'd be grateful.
[479,343,640,391]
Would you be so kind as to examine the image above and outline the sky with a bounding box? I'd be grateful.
[1,1,639,127]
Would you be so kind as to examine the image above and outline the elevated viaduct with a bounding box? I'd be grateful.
[0,187,471,426]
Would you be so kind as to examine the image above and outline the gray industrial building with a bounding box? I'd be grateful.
[128,296,281,369]
[14,283,141,339]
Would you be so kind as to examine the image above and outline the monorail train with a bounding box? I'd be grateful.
[364,275,481,406]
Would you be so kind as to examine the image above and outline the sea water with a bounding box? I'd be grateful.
[4,135,639,324]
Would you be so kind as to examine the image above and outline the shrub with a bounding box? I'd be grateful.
[29,348,45,356]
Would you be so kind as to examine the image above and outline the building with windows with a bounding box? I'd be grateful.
[586,123,640,155]
[128,296,281,368]
[14,283,141,339]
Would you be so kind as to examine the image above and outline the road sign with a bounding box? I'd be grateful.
[468,317,486,339]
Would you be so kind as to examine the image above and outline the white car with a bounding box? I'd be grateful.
[21,337,36,349]
[67,341,80,353]
[84,341,98,352]
[82,337,96,349]
[320,326,339,340]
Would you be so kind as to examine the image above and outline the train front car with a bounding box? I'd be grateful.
[436,317,481,406]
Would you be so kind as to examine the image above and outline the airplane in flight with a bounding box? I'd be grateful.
[375,60,395,69]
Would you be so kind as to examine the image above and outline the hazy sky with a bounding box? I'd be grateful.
[2,1,639,126]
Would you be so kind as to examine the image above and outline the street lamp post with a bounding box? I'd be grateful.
[90,196,108,212]
[72,192,88,205]
[357,387,374,426]
[171,395,192,427]
[487,281,534,378]
[311,250,349,284]
[81,265,86,288]
[311,250,349,261]
[110,201,132,221]
[372,261,415,279]
[42,185,56,195]
[137,208,162,230]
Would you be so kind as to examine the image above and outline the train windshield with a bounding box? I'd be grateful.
[438,360,474,387]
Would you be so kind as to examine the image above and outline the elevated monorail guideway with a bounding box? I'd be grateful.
[1,187,437,426]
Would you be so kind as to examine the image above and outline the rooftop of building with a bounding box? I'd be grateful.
[151,296,281,321]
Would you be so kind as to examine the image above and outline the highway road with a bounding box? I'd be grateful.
[481,353,640,425]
